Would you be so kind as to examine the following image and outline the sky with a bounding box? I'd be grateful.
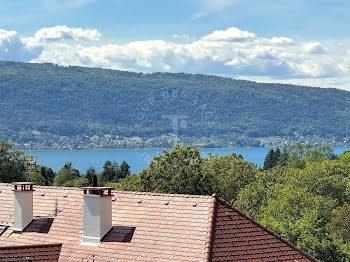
[1,0,350,90]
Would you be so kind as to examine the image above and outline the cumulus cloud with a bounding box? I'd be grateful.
[270,37,294,45]
[173,34,193,42]
[34,25,101,42]
[302,42,326,54]
[0,29,42,61]
[0,25,350,89]
[201,27,256,42]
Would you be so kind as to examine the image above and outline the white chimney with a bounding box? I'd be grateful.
[12,182,35,232]
[81,187,113,245]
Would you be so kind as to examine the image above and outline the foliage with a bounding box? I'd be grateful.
[40,166,56,185]
[86,166,96,186]
[29,172,45,186]
[62,176,90,187]
[99,160,130,183]
[204,153,256,203]
[115,174,143,191]
[236,147,350,261]
[330,204,350,244]
[53,162,80,186]
[140,144,211,195]
[287,144,338,169]
[0,140,26,182]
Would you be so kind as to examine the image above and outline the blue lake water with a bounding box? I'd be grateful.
[23,147,350,174]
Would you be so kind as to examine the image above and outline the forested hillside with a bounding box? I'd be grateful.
[1,61,350,149]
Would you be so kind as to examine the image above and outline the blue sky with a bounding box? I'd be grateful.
[1,0,350,89]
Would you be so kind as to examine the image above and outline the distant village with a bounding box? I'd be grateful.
[13,132,350,150]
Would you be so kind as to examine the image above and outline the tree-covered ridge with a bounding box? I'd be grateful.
[1,61,350,149]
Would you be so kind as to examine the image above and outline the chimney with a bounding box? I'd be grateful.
[81,187,113,245]
[12,182,35,232]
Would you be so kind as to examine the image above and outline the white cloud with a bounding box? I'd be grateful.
[201,27,256,42]
[303,42,326,54]
[0,29,42,61]
[34,26,101,42]
[173,34,193,42]
[1,26,350,90]
[270,37,294,45]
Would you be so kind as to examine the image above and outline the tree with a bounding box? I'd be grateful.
[287,144,337,169]
[120,161,131,179]
[53,162,80,186]
[329,204,350,243]
[259,186,337,260]
[0,140,26,183]
[62,176,90,187]
[263,149,274,170]
[86,166,97,186]
[263,148,286,170]
[277,149,289,166]
[140,145,211,195]
[40,166,56,186]
[235,166,297,219]
[29,172,45,186]
[115,174,143,191]
[205,153,256,203]
[100,161,120,183]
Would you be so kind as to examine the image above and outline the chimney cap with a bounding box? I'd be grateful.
[81,187,114,196]
[81,187,114,190]
[12,182,36,185]
[12,182,35,192]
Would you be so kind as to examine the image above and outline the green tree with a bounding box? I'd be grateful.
[53,162,80,186]
[140,145,211,195]
[263,149,274,170]
[40,166,56,185]
[100,161,120,183]
[235,166,297,219]
[205,153,256,203]
[86,166,97,186]
[0,140,26,183]
[329,204,350,244]
[62,176,90,187]
[29,172,45,186]
[260,186,337,260]
[277,149,289,166]
[115,174,143,191]
[120,160,131,179]
[287,144,337,169]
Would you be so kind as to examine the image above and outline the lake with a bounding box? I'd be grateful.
[23,147,350,174]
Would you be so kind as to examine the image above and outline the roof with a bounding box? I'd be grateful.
[0,226,8,237]
[209,196,318,262]
[0,183,317,262]
[0,243,62,262]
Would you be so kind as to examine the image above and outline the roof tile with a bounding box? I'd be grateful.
[0,183,318,262]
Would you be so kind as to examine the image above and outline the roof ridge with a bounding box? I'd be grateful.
[114,190,212,198]
[214,195,320,262]
[0,183,212,198]
[204,194,218,262]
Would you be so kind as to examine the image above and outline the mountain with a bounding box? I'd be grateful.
[1,61,350,149]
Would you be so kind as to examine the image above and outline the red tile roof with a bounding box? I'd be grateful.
[0,243,62,261]
[208,196,318,262]
[0,183,317,262]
